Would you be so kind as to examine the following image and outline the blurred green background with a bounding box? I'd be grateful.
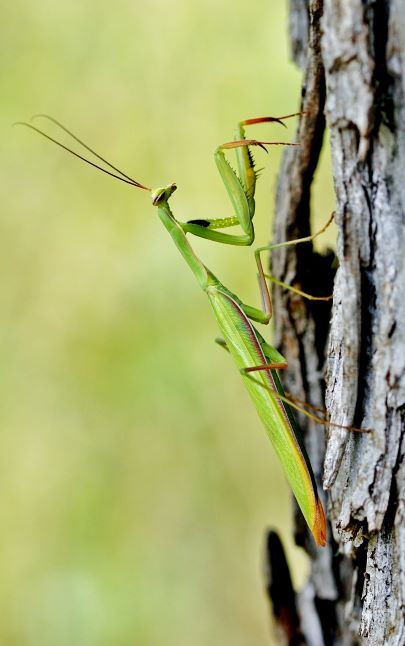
[2,1,335,644]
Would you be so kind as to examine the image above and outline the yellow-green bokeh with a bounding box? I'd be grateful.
[2,2,335,644]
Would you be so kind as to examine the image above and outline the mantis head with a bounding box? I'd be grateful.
[151,183,177,206]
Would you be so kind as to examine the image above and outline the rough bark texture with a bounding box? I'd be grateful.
[266,1,405,644]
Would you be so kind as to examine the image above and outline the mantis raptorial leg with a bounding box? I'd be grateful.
[182,113,302,246]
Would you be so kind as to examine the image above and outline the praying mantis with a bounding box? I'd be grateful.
[18,113,333,546]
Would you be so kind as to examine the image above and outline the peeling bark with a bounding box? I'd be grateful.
[266,0,405,644]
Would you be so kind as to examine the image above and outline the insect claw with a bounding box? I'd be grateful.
[256,142,268,153]
[241,116,287,128]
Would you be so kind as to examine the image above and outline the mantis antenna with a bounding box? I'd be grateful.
[15,116,151,191]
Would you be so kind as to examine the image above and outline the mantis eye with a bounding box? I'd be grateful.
[151,183,177,205]
[152,190,165,205]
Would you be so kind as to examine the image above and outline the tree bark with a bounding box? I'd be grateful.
[266,1,405,644]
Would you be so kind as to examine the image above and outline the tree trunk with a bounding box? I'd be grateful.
[266,1,405,644]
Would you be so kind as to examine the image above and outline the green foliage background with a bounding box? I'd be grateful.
[2,1,334,644]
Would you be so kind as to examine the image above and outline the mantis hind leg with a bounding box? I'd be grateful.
[242,365,368,433]
[215,335,287,370]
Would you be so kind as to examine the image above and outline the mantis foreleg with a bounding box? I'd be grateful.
[181,114,301,246]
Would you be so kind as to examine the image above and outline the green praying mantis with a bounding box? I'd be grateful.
[18,113,334,547]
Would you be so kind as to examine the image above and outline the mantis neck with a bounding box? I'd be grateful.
[157,202,211,291]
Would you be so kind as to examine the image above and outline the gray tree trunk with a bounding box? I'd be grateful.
[265,1,405,644]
